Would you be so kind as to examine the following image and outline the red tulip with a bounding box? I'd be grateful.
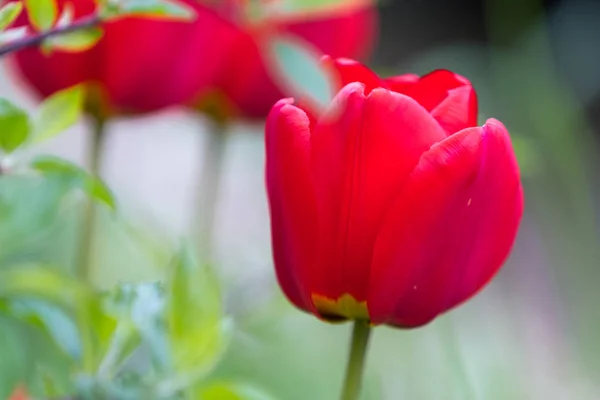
[265,58,523,328]
[10,1,377,119]
[10,0,239,115]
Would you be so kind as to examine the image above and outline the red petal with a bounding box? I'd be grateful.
[100,2,238,113]
[216,30,282,119]
[387,69,477,134]
[399,69,471,110]
[309,83,366,303]
[384,73,420,93]
[322,56,384,94]
[430,85,478,134]
[285,5,378,62]
[368,127,483,327]
[309,85,446,305]
[368,121,522,327]
[265,99,318,313]
[444,119,523,310]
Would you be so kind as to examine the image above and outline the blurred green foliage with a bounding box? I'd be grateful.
[0,2,23,31]
[24,0,57,32]
[0,98,29,152]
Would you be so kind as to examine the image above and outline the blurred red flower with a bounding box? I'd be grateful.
[265,57,524,328]
[9,0,377,119]
[210,2,377,119]
[7,385,29,400]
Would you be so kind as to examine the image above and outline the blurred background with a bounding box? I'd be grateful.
[1,0,600,398]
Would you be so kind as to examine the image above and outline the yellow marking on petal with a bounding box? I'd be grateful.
[311,293,369,320]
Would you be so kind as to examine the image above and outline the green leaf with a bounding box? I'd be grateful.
[44,27,103,52]
[281,0,347,9]
[100,283,166,373]
[24,0,57,31]
[0,2,23,31]
[267,35,335,111]
[0,265,96,373]
[0,265,90,311]
[78,296,119,374]
[7,299,81,359]
[77,282,178,379]
[126,283,169,369]
[0,98,30,153]
[166,247,229,379]
[0,312,73,398]
[31,155,117,210]
[33,85,84,143]
[197,382,276,400]
[244,0,354,21]
[104,0,195,21]
[0,174,72,265]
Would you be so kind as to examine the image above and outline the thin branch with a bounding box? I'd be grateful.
[0,14,101,57]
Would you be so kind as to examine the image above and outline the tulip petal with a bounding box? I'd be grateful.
[217,30,283,119]
[309,85,447,311]
[322,56,383,94]
[309,83,365,307]
[100,18,189,112]
[368,121,522,327]
[368,127,483,326]
[100,4,239,113]
[383,73,420,92]
[266,99,318,313]
[444,119,523,310]
[387,69,477,134]
[430,85,478,134]
[285,5,378,63]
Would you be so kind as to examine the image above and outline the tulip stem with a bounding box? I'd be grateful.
[194,120,228,264]
[76,116,106,283]
[340,321,372,400]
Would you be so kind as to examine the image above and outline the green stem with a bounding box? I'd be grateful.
[96,321,136,380]
[0,14,101,57]
[194,120,228,264]
[340,321,372,400]
[76,117,106,282]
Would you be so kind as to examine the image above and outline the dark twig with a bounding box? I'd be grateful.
[0,14,101,57]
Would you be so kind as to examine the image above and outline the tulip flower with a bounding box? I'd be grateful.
[10,0,240,116]
[265,57,524,329]
[10,0,377,119]
[266,57,523,399]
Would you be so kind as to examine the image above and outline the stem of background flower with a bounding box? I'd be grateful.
[340,321,372,400]
[76,117,106,282]
[0,14,100,57]
[194,120,228,264]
